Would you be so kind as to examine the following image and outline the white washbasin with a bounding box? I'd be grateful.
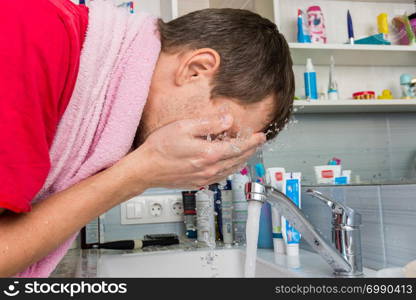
[97,248,297,278]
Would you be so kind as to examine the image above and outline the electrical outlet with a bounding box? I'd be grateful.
[171,200,183,216]
[149,202,163,217]
[120,193,184,225]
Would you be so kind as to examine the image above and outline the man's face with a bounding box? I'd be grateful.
[137,49,274,144]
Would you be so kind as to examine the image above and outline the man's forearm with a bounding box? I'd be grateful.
[0,158,148,277]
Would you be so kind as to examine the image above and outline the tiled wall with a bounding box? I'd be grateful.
[99,183,416,270]
[300,184,416,270]
[263,112,416,185]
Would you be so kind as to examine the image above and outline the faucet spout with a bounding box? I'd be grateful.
[245,182,363,277]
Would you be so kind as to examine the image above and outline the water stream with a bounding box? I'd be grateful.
[244,200,263,278]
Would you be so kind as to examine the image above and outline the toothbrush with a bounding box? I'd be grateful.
[95,237,179,250]
[255,163,266,184]
[347,10,355,44]
[129,1,134,14]
[328,56,339,100]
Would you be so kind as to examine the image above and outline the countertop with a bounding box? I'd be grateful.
[52,240,205,278]
[52,244,376,278]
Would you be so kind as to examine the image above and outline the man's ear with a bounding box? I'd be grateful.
[175,48,220,86]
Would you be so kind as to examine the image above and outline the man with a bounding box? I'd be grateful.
[0,0,294,277]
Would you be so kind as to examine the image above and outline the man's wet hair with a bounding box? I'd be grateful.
[158,8,295,140]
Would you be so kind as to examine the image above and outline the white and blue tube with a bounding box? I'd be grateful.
[266,168,286,254]
[282,172,302,256]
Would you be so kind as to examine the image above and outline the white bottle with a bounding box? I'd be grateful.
[266,168,286,255]
[196,189,216,247]
[232,171,249,244]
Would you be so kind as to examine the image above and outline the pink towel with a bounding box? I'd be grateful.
[16,0,161,277]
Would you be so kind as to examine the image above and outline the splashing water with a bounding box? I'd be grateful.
[244,200,262,278]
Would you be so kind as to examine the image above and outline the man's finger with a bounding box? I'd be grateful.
[204,132,266,161]
[185,114,234,137]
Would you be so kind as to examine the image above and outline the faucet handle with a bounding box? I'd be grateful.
[306,189,361,226]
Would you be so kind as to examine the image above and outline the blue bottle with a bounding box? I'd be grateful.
[257,202,274,249]
[304,58,318,100]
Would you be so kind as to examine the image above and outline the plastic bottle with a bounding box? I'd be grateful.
[196,189,216,247]
[297,9,311,43]
[257,202,273,249]
[232,170,249,244]
[209,183,222,241]
[182,191,197,239]
[252,163,273,249]
[304,58,318,100]
[377,13,389,42]
[220,178,233,245]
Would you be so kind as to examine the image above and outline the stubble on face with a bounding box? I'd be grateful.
[133,93,207,149]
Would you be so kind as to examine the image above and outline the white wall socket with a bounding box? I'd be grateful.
[120,193,184,225]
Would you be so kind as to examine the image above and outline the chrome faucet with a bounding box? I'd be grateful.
[245,182,363,277]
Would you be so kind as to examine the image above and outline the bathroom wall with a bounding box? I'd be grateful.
[99,188,185,242]
[300,184,416,269]
[99,183,416,270]
[263,112,416,185]
[100,203,185,242]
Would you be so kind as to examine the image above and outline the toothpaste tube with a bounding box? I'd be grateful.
[266,168,286,254]
[314,165,341,184]
[282,172,302,256]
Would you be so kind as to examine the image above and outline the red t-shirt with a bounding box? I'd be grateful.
[0,0,88,213]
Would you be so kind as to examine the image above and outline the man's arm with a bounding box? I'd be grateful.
[0,156,147,277]
[0,115,264,277]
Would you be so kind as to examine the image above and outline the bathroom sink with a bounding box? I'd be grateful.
[97,248,297,278]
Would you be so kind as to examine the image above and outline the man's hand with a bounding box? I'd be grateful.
[120,114,266,191]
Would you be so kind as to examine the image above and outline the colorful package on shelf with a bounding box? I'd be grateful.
[352,91,376,100]
[392,14,416,45]
[400,74,416,99]
[307,6,327,44]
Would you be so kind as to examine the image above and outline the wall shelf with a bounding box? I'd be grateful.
[289,43,416,66]
[293,99,416,113]
[326,0,414,2]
